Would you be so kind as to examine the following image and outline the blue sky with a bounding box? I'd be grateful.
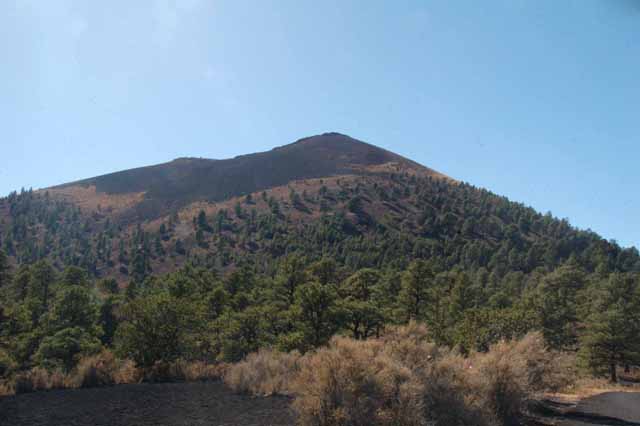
[2,0,639,248]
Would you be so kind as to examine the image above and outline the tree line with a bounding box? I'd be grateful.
[1,249,638,382]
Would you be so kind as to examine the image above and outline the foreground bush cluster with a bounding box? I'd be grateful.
[0,350,225,396]
[226,325,575,426]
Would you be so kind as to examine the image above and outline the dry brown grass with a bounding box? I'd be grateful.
[226,327,574,426]
[462,332,575,426]
[47,370,67,390]
[7,352,141,394]
[419,352,487,426]
[539,361,640,404]
[69,351,118,388]
[67,350,144,388]
[358,161,454,182]
[552,376,640,403]
[378,321,440,372]
[225,349,301,396]
[621,366,640,382]
[3,353,226,396]
[467,344,528,425]
[112,359,143,384]
[288,327,484,426]
[145,360,225,383]
[0,380,14,397]
[292,337,424,426]
[182,361,227,382]
[12,368,67,394]
[44,185,145,214]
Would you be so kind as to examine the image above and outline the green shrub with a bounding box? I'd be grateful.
[0,349,17,378]
[115,294,199,368]
[34,327,101,372]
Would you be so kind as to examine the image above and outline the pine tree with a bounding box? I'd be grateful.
[398,259,435,321]
[234,202,244,219]
[341,269,384,339]
[307,258,338,286]
[159,223,169,241]
[197,210,212,232]
[196,229,208,248]
[579,274,640,382]
[0,249,11,289]
[29,260,56,317]
[276,254,308,305]
[154,235,165,256]
[536,262,585,350]
[175,239,186,255]
[293,281,339,347]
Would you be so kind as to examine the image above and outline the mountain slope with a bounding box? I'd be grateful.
[0,133,637,284]
[51,133,448,221]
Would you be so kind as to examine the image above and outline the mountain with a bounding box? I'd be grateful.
[0,133,638,283]
[2,131,640,383]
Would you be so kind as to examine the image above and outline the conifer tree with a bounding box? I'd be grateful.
[536,262,585,350]
[341,269,384,339]
[398,259,434,321]
[0,249,10,289]
[579,274,640,382]
[293,281,339,348]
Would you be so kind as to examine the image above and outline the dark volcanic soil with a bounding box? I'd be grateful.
[3,382,638,426]
[0,381,294,426]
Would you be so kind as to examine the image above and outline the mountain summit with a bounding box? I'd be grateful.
[51,133,448,219]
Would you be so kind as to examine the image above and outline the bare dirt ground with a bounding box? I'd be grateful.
[0,381,294,426]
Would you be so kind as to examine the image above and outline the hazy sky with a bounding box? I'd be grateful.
[2,1,639,247]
